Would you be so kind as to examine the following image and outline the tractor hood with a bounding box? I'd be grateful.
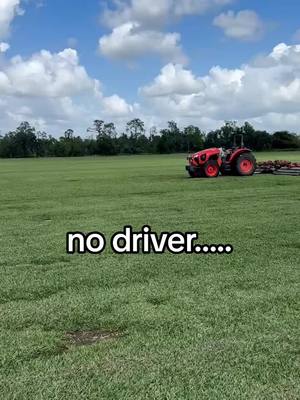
[193,148,220,158]
[188,148,221,164]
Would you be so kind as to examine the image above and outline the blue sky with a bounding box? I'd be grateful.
[1,0,300,135]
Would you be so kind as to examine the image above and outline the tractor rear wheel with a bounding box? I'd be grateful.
[235,154,256,176]
[204,160,219,178]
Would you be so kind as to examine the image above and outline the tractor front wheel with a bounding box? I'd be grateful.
[235,154,256,176]
[204,160,219,178]
[188,170,197,178]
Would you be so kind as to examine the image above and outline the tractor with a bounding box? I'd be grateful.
[186,135,256,178]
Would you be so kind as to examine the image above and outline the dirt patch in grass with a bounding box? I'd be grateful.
[65,330,123,346]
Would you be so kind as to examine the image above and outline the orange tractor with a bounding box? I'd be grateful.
[186,135,256,178]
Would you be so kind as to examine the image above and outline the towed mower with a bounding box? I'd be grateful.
[186,135,256,178]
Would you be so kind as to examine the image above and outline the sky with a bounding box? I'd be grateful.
[1,0,300,136]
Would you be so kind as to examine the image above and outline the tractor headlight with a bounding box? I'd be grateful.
[201,154,206,161]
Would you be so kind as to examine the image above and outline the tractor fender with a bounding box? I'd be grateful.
[229,148,252,164]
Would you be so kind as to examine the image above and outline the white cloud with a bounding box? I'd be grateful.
[102,94,138,116]
[0,48,96,96]
[213,10,264,41]
[141,64,203,97]
[0,48,136,134]
[99,22,187,64]
[99,0,233,64]
[101,0,172,29]
[102,0,234,28]
[0,41,10,52]
[174,0,233,17]
[2,39,300,135]
[0,0,23,39]
[140,43,300,131]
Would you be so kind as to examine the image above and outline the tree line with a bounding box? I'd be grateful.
[0,119,299,158]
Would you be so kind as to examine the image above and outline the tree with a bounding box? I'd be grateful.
[87,120,105,137]
[36,131,57,157]
[64,129,74,140]
[148,126,160,153]
[238,122,272,150]
[103,122,117,138]
[126,118,145,138]
[272,131,300,149]
[184,125,205,152]
[157,121,183,153]
[205,121,240,149]
[219,121,238,147]
[253,131,272,151]
[96,135,118,155]
[125,119,147,154]
[0,122,37,158]
[95,122,118,155]
[0,119,299,159]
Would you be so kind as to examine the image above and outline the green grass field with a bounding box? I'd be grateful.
[0,151,299,399]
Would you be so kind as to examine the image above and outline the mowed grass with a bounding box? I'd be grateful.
[0,151,299,399]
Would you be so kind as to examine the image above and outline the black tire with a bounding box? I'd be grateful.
[204,160,220,178]
[235,153,256,176]
[187,166,203,178]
